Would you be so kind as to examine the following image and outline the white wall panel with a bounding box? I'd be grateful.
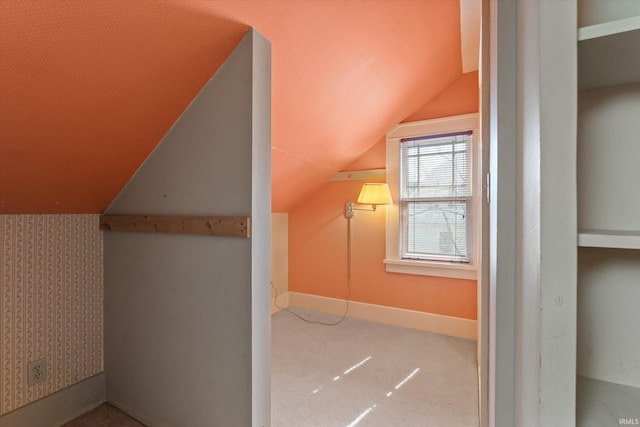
[104,29,271,427]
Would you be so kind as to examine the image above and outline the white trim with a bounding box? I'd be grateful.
[287,291,477,340]
[387,113,480,139]
[478,1,490,425]
[0,373,105,427]
[386,113,481,278]
[384,258,477,279]
[329,169,386,182]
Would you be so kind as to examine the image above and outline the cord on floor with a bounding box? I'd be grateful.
[271,281,350,326]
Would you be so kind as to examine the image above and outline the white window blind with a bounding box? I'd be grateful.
[399,131,472,263]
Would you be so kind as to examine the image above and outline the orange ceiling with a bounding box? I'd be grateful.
[0,0,463,214]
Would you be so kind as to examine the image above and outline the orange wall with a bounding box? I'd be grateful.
[404,71,479,123]
[288,72,479,320]
[0,1,462,214]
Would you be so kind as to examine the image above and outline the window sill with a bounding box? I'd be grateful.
[384,259,477,280]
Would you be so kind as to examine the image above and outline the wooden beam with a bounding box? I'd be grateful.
[99,215,250,238]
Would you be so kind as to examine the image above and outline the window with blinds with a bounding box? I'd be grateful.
[399,131,472,263]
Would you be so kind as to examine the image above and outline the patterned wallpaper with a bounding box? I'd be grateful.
[0,215,103,415]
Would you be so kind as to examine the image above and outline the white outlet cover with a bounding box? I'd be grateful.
[27,359,47,386]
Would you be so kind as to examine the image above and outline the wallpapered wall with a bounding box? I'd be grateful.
[0,215,103,416]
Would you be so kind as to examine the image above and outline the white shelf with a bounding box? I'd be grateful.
[578,15,640,41]
[578,229,640,249]
[578,16,640,89]
[577,376,640,427]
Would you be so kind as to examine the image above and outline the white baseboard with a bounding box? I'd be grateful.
[0,373,105,427]
[271,290,290,314]
[286,292,477,340]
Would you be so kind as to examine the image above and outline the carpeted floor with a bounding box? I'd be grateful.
[66,308,478,426]
[271,308,479,427]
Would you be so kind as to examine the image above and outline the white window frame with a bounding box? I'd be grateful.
[385,113,480,280]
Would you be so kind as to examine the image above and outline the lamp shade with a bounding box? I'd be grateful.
[357,183,393,205]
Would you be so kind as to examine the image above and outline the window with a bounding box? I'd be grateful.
[385,114,479,279]
[400,131,472,262]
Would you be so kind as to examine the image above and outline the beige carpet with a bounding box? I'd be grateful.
[271,308,479,427]
[65,309,477,426]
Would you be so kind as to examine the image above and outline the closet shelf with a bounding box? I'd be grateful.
[578,16,640,90]
[578,16,640,41]
[577,376,640,427]
[578,229,640,249]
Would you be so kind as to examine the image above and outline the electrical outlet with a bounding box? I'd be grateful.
[27,358,47,386]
